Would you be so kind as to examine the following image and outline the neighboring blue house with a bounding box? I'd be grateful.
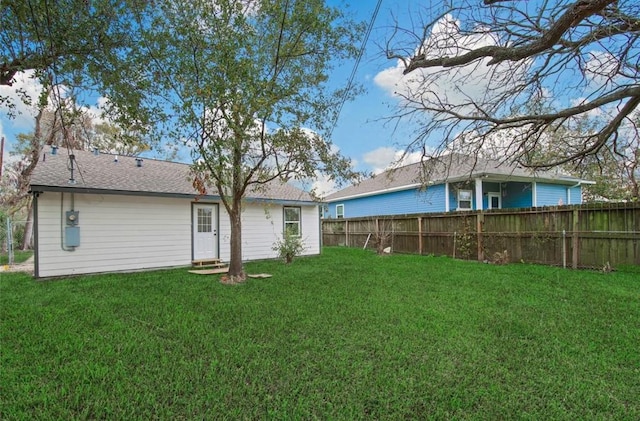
[323,154,594,218]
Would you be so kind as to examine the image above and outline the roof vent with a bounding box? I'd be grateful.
[51,145,58,155]
[114,155,118,163]
[67,154,77,184]
[135,158,143,167]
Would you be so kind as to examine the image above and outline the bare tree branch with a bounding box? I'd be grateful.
[383,0,639,193]
[405,0,618,74]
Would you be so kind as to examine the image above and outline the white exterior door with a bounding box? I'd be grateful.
[193,204,218,260]
[488,192,502,210]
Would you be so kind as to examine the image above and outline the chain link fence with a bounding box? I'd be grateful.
[1,217,29,266]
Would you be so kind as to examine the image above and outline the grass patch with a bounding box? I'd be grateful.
[0,250,33,265]
[1,247,638,419]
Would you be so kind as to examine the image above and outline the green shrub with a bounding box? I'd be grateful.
[272,232,305,264]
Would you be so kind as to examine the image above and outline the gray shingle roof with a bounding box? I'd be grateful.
[326,153,590,201]
[30,147,315,203]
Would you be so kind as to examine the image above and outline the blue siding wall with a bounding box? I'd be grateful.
[536,183,582,206]
[567,186,582,204]
[482,182,501,209]
[503,182,533,208]
[327,185,446,218]
[537,183,566,206]
[448,185,457,211]
[324,180,584,218]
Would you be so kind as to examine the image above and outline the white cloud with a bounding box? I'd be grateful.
[0,70,43,128]
[363,147,397,173]
[1,119,23,175]
[310,172,338,198]
[80,96,110,126]
[584,50,619,85]
[374,14,527,113]
[363,146,424,174]
[0,120,6,166]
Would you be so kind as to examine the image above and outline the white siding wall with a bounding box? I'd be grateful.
[218,202,321,262]
[36,192,321,277]
[36,192,192,277]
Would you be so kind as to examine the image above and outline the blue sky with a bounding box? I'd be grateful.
[0,1,444,192]
[326,0,423,171]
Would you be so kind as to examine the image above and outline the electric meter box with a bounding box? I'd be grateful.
[65,226,80,247]
[66,211,79,226]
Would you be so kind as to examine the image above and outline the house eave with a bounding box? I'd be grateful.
[325,183,423,202]
[29,185,317,206]
[474,173,595,185]
[325,173,594,202]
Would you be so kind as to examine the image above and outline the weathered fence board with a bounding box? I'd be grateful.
[321,203,640,269]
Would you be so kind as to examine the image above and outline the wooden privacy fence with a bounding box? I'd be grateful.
[321,202,640,269]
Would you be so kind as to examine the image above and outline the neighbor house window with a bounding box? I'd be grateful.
[284,206,301,237]
[457,190,473,211]
[336,204,344,218]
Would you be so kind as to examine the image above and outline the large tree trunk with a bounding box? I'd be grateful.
[21,199,34,250]
[226,201,246,284]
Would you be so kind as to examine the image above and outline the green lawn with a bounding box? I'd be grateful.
[1,248,638,420]
[0,250,33,265]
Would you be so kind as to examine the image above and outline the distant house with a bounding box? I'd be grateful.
[29,147,320,278]
[323,154,593,219]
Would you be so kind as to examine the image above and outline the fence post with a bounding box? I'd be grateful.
[477,212,484,261]
[345,220,349,247]
[5,217,14,265]
[562,229,567,269]
[572,208,579,269]
[418,216,423,255]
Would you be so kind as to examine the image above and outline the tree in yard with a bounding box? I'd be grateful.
[365,217,393,255]
[1,86,89,249]
[1,0,120,86]
[1,0,158,136]
[382,0,639,183]
[118,0,362,282]
[0,82,149,250]
[531,113,640,201]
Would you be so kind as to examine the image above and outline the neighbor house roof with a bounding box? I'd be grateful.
[326,153,593,201]
[30,147,315,204]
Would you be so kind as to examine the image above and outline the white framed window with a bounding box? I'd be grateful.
[457,190,473,211]
[336,204,344,218]
[284,206,301,236]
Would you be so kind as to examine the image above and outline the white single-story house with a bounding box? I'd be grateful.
[29,146,321,278]
[324,153,594,218]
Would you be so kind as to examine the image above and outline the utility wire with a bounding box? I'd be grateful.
[327,0,383,140]
[38,0,85,184]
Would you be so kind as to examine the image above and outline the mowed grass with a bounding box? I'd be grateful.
[1,248,638,420]
[0,250,33,265]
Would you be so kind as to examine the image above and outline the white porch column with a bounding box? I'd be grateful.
[445,182,450,212]
[475,178,483,210]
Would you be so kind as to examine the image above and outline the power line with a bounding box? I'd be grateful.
[328,0,383,140]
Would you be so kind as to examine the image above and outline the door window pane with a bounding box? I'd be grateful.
[198,208,212,233]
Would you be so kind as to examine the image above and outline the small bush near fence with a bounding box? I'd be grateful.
[322,202,640,269]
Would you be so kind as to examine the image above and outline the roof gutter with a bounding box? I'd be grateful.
[29,185,316,206]
[325,183,424,202]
